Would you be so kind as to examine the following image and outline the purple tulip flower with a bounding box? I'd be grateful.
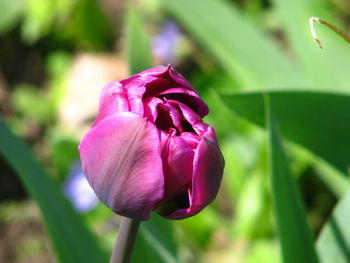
[78,65,224,220]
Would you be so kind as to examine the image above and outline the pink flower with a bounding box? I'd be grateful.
[78,65,224,220]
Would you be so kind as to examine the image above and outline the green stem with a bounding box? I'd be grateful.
[109,217,140,263]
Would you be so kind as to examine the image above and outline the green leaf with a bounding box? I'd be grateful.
[266,95,319,263]
[272,0,350,90]
[125,5,153,75]
[219,91,350,174]
[163,0,303,89]
[317,188,350,263]
[0,118,107,263]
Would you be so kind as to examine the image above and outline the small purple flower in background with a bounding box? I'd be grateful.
[152,20,183,65]
[63,161,98,213]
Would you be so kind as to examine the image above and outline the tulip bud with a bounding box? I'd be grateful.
[78,65,224,220]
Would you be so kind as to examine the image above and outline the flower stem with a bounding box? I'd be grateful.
[109,217,141,263]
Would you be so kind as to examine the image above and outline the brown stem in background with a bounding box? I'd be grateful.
[309,17,350,49]
[109,217,140,263]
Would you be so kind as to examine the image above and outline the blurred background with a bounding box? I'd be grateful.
[0,0,349,262]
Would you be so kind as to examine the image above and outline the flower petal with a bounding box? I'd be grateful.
[93,81,129,127]
[79,112,164,220]
[138,65,168,76]
[161,133,194,201]
[168,99,209,135]
[156,131,199,217]
[167,65,196,92]
[143,77,176,98]
[143,97,163,123]
[139,65,198,97]
[141,65,196,93]
[158,87,209,117]
[164,127,224,219]
[111,78,146,115]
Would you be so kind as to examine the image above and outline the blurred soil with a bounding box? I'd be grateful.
[0,201,56,263]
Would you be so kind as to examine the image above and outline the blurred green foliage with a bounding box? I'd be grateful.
[1,0,350,262]
[0,0,24,34]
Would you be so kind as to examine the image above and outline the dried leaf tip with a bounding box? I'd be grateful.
[309,16,350,50]
[309,17,323,49]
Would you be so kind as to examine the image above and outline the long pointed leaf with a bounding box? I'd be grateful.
[317,188,350,263]
[0,118,107,263]
[266,95,319,263]
[219,91,350,174]
[125,5,153,75]
[163,0,303,89]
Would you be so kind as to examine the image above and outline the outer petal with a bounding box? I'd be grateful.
[138,65,169,76]
[164,127,224,219]
[132,66,173,98]
[143,77,176,98]
[141,65,196,92]
[93,81,129,127]
[114,77,146,115]
[126,83,145,115]
[79,112,164,220]
[139,65,198,97]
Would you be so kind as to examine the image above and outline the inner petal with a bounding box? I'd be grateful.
[157,87,209,117]
[155,104,175,131]
[168,100,210,136]
[154,103,182,133]
[156,133,197,216]
[143,77,174,98]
